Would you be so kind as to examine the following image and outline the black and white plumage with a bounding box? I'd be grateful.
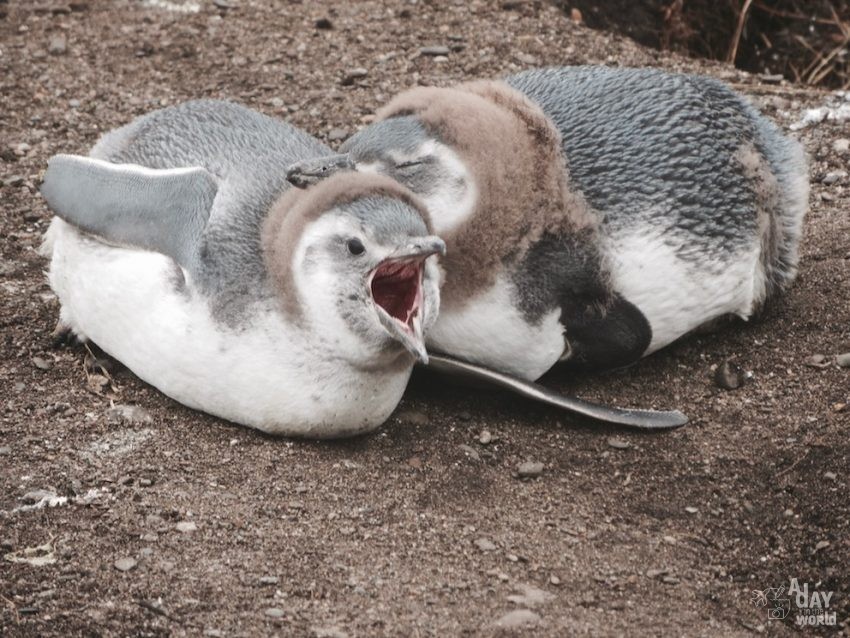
[40,100,446,437]
[287,66,809,380]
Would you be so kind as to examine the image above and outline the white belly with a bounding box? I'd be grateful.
[606,228,760,353]
[428,274,564,381]
[44,219,410,438]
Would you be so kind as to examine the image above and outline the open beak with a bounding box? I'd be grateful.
[369,237,446,364]
[286,154,354,188]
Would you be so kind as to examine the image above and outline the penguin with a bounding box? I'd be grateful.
[286,66,809,381]
[40,100,446,438]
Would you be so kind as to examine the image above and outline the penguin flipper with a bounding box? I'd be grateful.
[424,354,687,430]
[40,154,218,273]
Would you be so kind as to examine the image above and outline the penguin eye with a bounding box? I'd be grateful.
[347,238,366,255]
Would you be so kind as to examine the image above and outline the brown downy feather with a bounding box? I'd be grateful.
[261,172,430,317]
[375,80,600,305]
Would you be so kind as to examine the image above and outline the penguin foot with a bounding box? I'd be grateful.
[50,320,84,349]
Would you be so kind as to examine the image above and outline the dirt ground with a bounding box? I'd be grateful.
[1,1,848,636]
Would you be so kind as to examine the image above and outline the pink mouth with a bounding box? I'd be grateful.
[370,258,424,333]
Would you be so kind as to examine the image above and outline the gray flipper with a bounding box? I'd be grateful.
[425,354,688,430]
[40,154,218,273]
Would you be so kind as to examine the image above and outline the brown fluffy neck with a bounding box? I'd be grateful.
[376,80,601,306]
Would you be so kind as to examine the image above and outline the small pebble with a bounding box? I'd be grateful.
[6,175,25,187]
[646,568,668,579]
[341,68,368,86]
[259,576,279,585]
[475,538,497,552]
[714,360,744,390]
[685,506,698,514]
[493,609,541,628]
[114,557,137,572]
[822,170,847,185]
[458,444,480,461]
[549,575,561,586]
[32,356,52,370]
[662,575,680,585]
[833,138,850,154]
[516,461,544,478]
[47,35,67,55]
[479,430,492,445]
[835,353,850,368]
[175,521,197,533]
[607,437,630,450]
[420,45,450,56]
[823,471,837,481]
[805,353,830,368]
[138,478,153,487]
[0,447,10,456]
[516,52,537,65]
[264,607,285,618]
[814,540,830,551]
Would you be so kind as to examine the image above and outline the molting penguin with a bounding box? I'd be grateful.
[40,100,445,438]
[287,66,809,381]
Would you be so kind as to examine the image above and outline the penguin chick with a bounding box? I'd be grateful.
[40,100,445,438]
[286,67,809,380]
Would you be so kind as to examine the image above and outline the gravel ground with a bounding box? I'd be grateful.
[1,1,848,636]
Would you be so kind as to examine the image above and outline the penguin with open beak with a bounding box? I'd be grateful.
[40,100,445,438]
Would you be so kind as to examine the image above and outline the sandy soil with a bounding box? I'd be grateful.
[1,1,848,636]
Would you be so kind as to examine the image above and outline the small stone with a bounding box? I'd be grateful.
[259,576,279,585]
[32,356,52,370]
[140,533,158,542]
[822,170,847,185]
[684,506,698,514]
[6,175,25,187]
[662,575,680,585]
[833,138,850,154]
[264,607,285,618]
[479,430,492,445]
[516,461,544,478]
[68,99,80,108]
[106,404,152,424]
[327,127,348,142]
[138,478,153,487]
[646,568,668,579]
[714,360,744,390]
[475,538,497,552]
[47,35,67,55]
[0,447,10,456]
[407,456,422,469]
[823,471,837,481]
[549,575,561,586]
[458,444,480,461]
[814,540,830,551]
[607,437,630,450]
[506,584,555,606]
[204,630,224,638]
[341,68,368,86]
[420,45,450,56]
[175,521,197,533]
[835,353,850,368]
[114,557,137,572]
[312,627,349,638]
[805,353,830,368]
[314,17,333,30]
[516,52,537,65]
[493,609,541,628]
[212,0,236,8]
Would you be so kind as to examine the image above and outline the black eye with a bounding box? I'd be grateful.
[347,238,365,255]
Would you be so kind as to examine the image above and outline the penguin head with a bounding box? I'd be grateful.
[286,116,478,237]
[264,173,445,365]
